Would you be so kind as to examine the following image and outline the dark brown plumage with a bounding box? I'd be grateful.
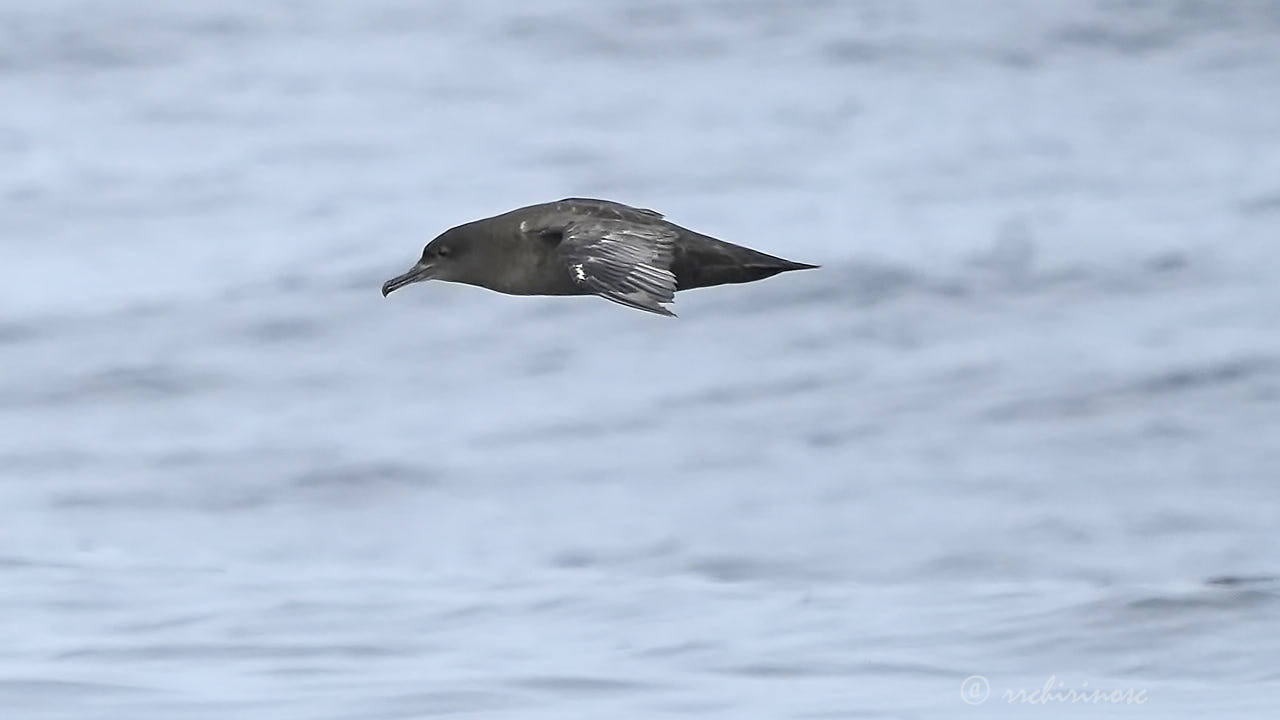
[382,198,817,316]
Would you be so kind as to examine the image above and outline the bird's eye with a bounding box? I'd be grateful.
[437,246,451,258]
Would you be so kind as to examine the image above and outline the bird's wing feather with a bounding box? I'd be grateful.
[540,217,679,317]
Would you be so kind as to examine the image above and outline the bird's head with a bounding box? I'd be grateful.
[381,227,482,296]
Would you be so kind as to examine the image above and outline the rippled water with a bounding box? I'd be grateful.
[3,1,1280,717]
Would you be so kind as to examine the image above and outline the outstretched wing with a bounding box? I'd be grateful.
[560,219,678,316]
[520,209,678,316]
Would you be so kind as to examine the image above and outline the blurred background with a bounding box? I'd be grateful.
[2,0,1279,717]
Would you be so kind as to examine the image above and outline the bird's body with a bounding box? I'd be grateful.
[382,198,817,316]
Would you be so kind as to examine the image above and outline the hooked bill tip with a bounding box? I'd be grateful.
[381,262,434,297]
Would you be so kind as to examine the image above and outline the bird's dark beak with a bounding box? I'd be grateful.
[381,261,436,297]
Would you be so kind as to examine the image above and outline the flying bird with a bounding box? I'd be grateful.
[381,198,817,316]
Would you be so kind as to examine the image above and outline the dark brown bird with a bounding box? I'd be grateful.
[381,198,818,316]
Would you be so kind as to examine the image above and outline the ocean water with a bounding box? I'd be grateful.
[3,0,1280,717]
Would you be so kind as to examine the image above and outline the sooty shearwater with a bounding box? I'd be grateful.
[381,198,818,316]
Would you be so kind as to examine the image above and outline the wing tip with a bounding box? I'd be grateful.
[595,293,678,317]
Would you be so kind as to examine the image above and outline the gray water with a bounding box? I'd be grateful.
[3,1,1280,717]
